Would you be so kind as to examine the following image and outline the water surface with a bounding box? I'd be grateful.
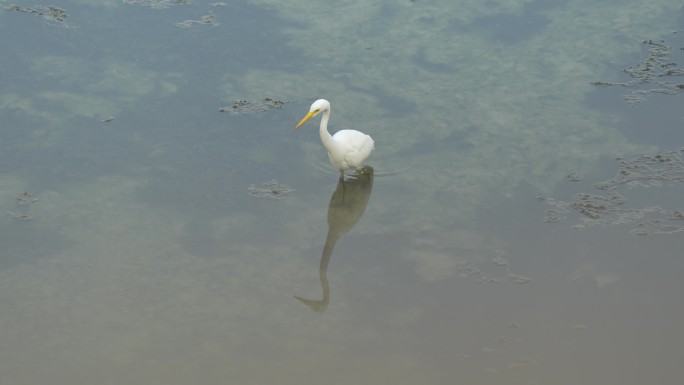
[1,1,683,384]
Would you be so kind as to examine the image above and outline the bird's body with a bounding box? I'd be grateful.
[295,99,374,178]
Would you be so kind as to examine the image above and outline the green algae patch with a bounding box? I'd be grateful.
[591,38,684,104]
[4,3,68,25]
[540,147,684,235]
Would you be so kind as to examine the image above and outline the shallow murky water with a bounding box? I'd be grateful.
[1,1,683,384]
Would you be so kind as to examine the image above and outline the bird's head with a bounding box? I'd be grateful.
[295,99,330,129]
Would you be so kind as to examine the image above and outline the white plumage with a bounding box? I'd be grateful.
[295,99,374,178]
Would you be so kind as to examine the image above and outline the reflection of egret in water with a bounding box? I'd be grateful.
[295,166,374,312]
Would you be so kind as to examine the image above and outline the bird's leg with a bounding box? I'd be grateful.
[339,171,347,199]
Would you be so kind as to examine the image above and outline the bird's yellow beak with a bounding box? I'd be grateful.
[295,111,316,129]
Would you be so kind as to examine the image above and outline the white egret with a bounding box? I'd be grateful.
[295,99,375,179]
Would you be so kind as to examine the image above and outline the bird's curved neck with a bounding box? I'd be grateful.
[319,109,335,151]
